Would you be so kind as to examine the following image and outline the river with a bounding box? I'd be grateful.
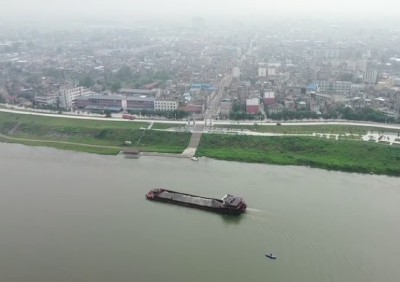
[0,143,399,282]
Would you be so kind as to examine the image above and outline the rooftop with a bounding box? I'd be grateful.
[119,88,153,94]
[75,94,124,100]
[307,83,318,90]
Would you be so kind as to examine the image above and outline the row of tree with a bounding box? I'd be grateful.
[230,101,265,120]
[229,111,265,121]
[337,106,398,123]
[78,65,172,92]
[268,110,322,121]
[268,107,400,123]
[127,109,190,119]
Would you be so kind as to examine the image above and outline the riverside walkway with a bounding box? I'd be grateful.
[142,122,205,158]
[181,123,205,157]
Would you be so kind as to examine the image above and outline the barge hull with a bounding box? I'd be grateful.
[147,197,245,215]
[146,189,246,215]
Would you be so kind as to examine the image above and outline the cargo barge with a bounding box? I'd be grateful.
[145,188,247,215]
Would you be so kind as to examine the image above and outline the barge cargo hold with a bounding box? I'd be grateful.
[146,188,247,215]
[145,189,247,215]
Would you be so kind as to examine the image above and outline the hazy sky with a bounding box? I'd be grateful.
[2,0,399,22]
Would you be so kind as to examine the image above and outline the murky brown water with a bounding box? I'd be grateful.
[0,143,399,282]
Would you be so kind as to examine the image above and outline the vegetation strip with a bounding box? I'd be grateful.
[214,124,400,135]
[195,134,400,176]
[0,112,191,154]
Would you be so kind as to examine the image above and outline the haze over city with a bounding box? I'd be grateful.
[2,0,400,24]
[1,1,400,282]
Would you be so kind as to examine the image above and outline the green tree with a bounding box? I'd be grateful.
[339,73,353,82]
[117,65,132,81]
[231,102,244,112]
[79,75,94,88]
[43,68,64,80]
[104,110,112,117]
[0,95,5,103]
[111,81,122,93]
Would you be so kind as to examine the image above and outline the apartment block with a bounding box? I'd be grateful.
[363,70,378,84]
[317,81,351,94]
[154,100,178,111]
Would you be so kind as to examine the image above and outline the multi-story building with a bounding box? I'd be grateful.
[258,67,267,77]
[239,81,251,87]
[119,88,155,96]
[75,94,123,110]
[219,98,231,117]
[267,103,284,114]
[310,102,320,113]
[363,70,378,84]
[393,77,400,86]
[232,67,240,78]
[267,68,276,76]
[59,86,91,109]
[34,94,58,105]
[75,95,155,111]
[376,76,394,90]
[246,97,260,114]
[263,91,275,105]
[126,97,155,110]
[313,48,340,59]
[317,81,351,94]
[154,100,178,111]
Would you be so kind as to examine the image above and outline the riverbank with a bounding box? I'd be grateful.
[2,111,400,176]
[0,112,191,154]
[195,134,400,176]
[215,123,400,135]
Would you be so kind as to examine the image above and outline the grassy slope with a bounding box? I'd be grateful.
[151,122,187,129]
[0,112,191,154]
[196,134,400,176]
[215,124,400,135]
[0,112,149,128]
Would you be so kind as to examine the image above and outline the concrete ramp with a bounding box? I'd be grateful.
[182,123,205,157]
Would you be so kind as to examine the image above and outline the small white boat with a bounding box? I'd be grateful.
[191,157,198,161]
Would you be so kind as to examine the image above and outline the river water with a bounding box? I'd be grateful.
[0,143,399,282]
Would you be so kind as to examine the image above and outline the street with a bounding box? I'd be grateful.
[204,74,232,119]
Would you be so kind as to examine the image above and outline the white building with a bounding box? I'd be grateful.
[246,97,260,114]
[363,70,378,84]
[317,81,351,94]
[267,68,276,76]
[313,48,340,59]
[59,86,91,109]
[258,67,267,77]
[154,100,178,111]
[34,94,58,105]
[232,67,240,78]
[357,59,367,71]
[393,77,400,86]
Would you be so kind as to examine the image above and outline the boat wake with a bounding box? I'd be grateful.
[246,208,269,213]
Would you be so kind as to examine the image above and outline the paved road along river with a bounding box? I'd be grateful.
[0,143,399,282]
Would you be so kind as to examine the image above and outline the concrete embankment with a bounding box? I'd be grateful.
[181,123,205,157]
[139,152,191,158]
[139,123,205,159]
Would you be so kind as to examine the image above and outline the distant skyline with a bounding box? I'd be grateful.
[2,0,400,23]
